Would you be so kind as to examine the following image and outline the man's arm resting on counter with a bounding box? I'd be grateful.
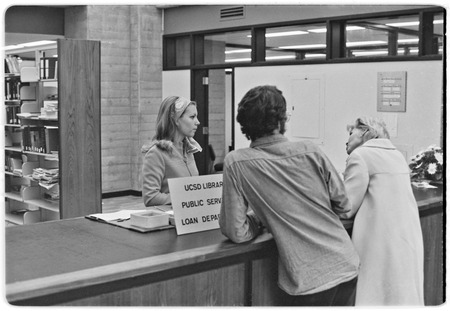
[219,166,262,243]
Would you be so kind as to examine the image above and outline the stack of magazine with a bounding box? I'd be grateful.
[32,168,59,188]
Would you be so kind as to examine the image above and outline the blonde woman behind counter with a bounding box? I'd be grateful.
[141,96,202,207]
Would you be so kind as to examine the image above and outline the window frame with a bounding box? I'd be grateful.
[163,7,444,70]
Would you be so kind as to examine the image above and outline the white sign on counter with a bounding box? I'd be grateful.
[168,174,223,235]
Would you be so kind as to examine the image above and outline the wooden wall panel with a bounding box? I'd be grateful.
[60,263,246,306]
[58,39,102,218]
[251,255,281,306]
[420,210,444,306]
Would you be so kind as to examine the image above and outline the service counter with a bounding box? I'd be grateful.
[5,184,444,306]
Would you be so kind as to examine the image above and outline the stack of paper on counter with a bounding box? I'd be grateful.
[86,206,175,233]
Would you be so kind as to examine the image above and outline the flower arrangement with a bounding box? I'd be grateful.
[409,145,443,181]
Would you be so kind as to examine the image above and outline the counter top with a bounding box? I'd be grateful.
[5,184,443,305]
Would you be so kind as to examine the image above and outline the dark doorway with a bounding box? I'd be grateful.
[191,69,210,175]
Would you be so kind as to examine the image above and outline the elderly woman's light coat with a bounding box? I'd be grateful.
[342,138,424,306]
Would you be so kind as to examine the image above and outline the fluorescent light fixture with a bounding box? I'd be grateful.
[353,50,388,56]
[346,26,365,31]
[308,26,365,33]
[307,28,327,33]
[225,49,251,54]
[22,40,56,47]
[398,38,419,43]
[304,53,326,59]
[386,21,419,27]
[265,55,296,60]
[4,40,56,52]
[4,45,25,51]
[387,19,442,27]
[266,30,308,37]
[346,40,386,47]
[278,43,326,49]
[247,30,308,38]
[225,57,251,62]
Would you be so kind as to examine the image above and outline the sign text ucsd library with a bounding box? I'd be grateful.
[168,174,223,235]
[181,181,223,208]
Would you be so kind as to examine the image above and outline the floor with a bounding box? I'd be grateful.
[101,195,145,214]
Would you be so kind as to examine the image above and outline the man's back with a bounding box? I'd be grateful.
[220,134,359,295]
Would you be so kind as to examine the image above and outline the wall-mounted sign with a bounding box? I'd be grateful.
[377,71,407,112]
[168,174,223,235]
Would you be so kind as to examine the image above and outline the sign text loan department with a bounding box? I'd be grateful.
[169,175,224,235]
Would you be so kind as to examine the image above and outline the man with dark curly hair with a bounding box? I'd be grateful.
[219,85,360,306]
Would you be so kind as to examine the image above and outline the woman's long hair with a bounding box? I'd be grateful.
[154,96,179,141]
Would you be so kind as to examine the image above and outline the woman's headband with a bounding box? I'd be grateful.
[173,97,193,121]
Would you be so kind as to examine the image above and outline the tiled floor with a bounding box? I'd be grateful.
[101,195,145,214]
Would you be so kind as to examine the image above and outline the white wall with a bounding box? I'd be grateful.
[234,61,443,173]
[162,70,190,99]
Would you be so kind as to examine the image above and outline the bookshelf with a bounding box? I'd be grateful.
[4,39,102,225]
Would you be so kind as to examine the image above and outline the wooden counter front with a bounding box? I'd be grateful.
[5,185,443,306]
[6,218,280,306]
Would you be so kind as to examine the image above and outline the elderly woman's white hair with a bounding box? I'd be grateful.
[347,116,390,140]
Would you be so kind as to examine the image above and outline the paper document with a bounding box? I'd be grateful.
[88,209,148,222]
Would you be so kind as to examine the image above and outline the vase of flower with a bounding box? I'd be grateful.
[409,145,443,183]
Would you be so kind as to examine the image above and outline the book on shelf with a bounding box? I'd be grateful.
[5,76,20,100]
[5,55,20,75]
[5,105,21,124]
[4,59,10,74]
[40,57,58,80]
[22,126,45,153]
[45,126,59,153]
[21,125,59,154]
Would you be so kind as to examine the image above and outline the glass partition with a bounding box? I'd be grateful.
[266,24,327,61]
[163,8,444,69]
[346,14,421,58]
[433,12,444,55]
[205,30,252,64]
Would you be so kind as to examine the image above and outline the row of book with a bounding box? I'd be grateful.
[22,125,59,154]
[5,55,20,75]
[40,57,58,80]
[6,56,58,79]
[5,105,21,124]
[5,76,21,100]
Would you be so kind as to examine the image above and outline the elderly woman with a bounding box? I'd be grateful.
[341,116,424,306]
[141,96,202,206]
